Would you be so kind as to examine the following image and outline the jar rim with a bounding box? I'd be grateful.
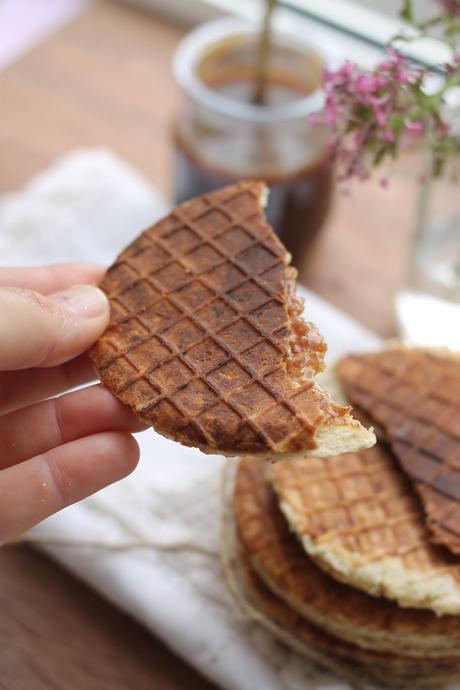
[173,17,328,124]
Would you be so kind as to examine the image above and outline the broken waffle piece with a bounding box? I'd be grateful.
[337,347,460,555]
[90,181,374,459]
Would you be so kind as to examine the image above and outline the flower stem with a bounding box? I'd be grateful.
[252,0,277,105]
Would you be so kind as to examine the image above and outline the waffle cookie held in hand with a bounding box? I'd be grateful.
[90,182,374,459]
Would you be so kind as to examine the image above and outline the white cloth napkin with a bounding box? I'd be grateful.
[1,149,387,690]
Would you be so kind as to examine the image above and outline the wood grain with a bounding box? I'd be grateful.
[0,544,215,690]
[0,1,182,195]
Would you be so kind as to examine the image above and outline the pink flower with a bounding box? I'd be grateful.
[334,62,354,82]
[323,96,339,126]
[405,120,424,134]
[436,0,460,18]
[374,107,387,126]
[355,74,381,93]
[384,128,395,142]
[445,52,460,75]
[311,47,434,182]
[310,7,460,184]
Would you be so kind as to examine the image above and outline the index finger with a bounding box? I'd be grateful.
[0,354,97,415]
[0,264,106,294]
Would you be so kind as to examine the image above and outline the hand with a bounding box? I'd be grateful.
[0,264,145,544]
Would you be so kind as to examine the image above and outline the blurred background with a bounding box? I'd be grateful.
[1,0,428,339]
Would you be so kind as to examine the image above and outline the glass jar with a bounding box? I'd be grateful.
[396,154,460,349]
[172,17,333,267]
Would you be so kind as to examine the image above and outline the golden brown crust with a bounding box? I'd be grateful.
[337,348,460,555]
[90,181,372,458]
[234,456,460,657]
[272,445,460,614]
[234,544,460,687]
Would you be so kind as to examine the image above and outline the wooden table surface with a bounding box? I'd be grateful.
[0,1,416,688]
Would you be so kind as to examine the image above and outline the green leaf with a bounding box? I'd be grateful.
[445,19,460,36]
[373,146,388,166]
[418,91,441,112]
[433,152,443,177]
[400,0,414,23]
[389,113,405,131]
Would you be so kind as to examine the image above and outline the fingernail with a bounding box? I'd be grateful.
[52,284,108,318]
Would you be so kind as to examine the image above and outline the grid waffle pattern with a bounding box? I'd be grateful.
[271,445,460,574]
[91,181,344,456]
[337,349,460,555]
[234,457,460,657]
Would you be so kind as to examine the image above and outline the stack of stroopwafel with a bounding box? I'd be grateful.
[227,347,460,687]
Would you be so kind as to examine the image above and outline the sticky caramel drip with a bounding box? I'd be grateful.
[285,268,326,382]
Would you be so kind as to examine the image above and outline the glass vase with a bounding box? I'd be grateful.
[172,17,335,267]
[396,155,460,349]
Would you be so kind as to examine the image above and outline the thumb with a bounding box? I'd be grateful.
[0,285,110,370]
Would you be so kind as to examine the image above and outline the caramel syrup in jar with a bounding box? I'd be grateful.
[174,77,333,266]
